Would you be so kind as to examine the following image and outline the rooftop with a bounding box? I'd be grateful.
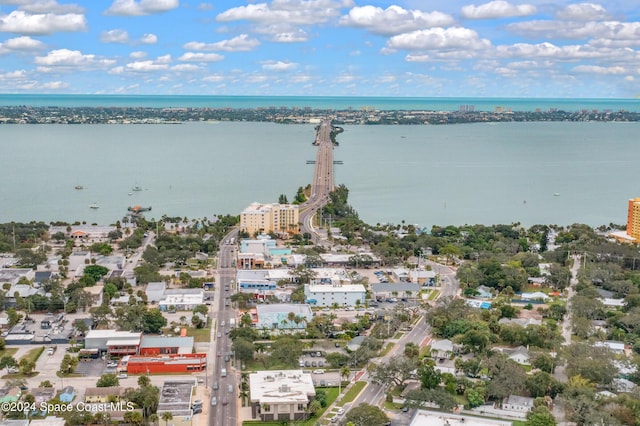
[256,304,313,315]
[86,330,142,340]
[306,284,366,293]
[410,410,512,426]
[139,336,194,349]
[249,370,315,404]
[157,380,196,417]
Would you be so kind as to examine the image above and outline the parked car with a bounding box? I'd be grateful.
[212,382,219,390]
[117,373,128,379]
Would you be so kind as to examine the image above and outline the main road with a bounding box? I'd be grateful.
[207,229,240,426]
[299,119,335,244]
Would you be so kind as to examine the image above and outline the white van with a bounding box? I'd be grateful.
[221,368,227,377]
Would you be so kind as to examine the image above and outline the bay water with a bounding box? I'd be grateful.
[1,120,638,228]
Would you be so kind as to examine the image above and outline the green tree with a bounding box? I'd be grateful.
[82,265,109,282]
[231,338,255,362]
[142,308,168,333]
[404,342,420,359]
[161,411,173,426]
[526,406,557,426]
[0,356,18,373]
[96,373,119,387]
[345,403,389,426]
[418,360,442,390]
[270,337,302,368]
[19,358,35,375]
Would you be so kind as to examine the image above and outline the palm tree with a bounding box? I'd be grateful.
[149,413,159,426]
[161,412,173,426]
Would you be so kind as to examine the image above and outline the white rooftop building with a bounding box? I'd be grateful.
[159,289,204,311]
[304,284,366,307]
[249,370,315,422]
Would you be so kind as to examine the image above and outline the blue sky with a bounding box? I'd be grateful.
[1,0,639,97]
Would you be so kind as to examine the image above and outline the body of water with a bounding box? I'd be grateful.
[2,94,640,112]
[1,118,638,228]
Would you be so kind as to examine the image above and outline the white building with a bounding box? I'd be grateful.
[159,289,204,311]
[502,395,535,412]
[145,282,167,303]
[304,284,366,307]
[249,370,315,422]
[255,304,313,331]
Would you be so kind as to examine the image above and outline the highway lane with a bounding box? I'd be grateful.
[299,119,335,244]
[208,229,240,426]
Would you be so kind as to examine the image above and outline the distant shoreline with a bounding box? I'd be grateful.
[2,105,640,125]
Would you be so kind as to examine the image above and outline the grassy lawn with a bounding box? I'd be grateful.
[22,346,45,364]
[380,342,394,356]
[0,347,18,358]
[383,401,403,410]
[393,332,403,339]
[243,359,296,372]
[341,381,367,404]
[428,290,440,300]
[186,327,211,343]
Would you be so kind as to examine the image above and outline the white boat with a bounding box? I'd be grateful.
[132,185,143,192]
[89,203,99,209]
[74,185,84,190]
[553,193,560,197]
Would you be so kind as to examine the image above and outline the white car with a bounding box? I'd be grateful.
[312,369,324,374]
[117,373,128,379]
[337,408,345,415]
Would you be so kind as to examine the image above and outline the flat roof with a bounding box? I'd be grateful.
[306,284,366,293]
[157,380,196,417]
[107,339,140,346]
[371,283,421,292]
[86,330,142,340]
[249,370,315,405]
[256,304,312,315]
[140,336,194,348]
[410,410,512,426]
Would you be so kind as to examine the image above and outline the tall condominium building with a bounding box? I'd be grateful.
[240,202,299,236]
[627,198,640,240]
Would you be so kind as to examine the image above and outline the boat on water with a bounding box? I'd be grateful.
[75,185,84,190]
[89,203,99,209]
[554,193,560,197]
[131,185,143,192]
[128,205,152,213]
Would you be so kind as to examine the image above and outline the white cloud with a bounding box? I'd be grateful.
[339,5,454,36]
[387,27,491,51]
[461,1,536,20]
[140,33,157,44]
[2,0,85,14]
[126,60,169,71]
[216,0,352,26]
[178,52,224,62]
[202,74,224,82]
[556,3,610,21]
[1,69,28,79]
[571,64,626,74]
[183,34,259,52]
[171,64,201,71]
[0,10,87,34]
[105,0,179,16]
[41,80,68,89]
[100,29,129,43]
[34,49,115,69]
[270,29,308,43]
[493,42,638,62]
[3,35,44,50]
[129,51,147,58]
[261,60,298,71]
[507,20,640,43]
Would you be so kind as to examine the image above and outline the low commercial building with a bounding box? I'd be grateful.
[249,370,315,421]
[410,410,511,426]
[157,380,197,426]
[304,284,366,307]
[255,304,313,331]
[84,330,142,356]
[123,353,207,374]
[139,336,194,356]
[145,282,166,303]
[370,283,421,300]
[158,288,204,311]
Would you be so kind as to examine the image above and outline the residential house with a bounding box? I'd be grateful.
[594,340,626,354]
[84,387,125,403]
[502,395,535,412]
[520,292,549,302]
[32,387,56,404]
[476,285,494,299]
[430,339,456,360]
[503,346,531,365]
[0,388,21,404]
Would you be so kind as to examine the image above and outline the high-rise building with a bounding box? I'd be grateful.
[627,198,640,240]
[240,202,299,236]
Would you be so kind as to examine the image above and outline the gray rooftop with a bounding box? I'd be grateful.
[139,336,194,349]
[370,282,421,292]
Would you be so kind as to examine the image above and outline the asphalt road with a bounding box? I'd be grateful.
[299,119,335,245]
[207,229,240,426]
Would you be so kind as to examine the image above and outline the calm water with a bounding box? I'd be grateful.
[2,94,640,112]
[1,120,638,228]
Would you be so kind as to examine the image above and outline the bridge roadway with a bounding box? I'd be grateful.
[299,119,335,243]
